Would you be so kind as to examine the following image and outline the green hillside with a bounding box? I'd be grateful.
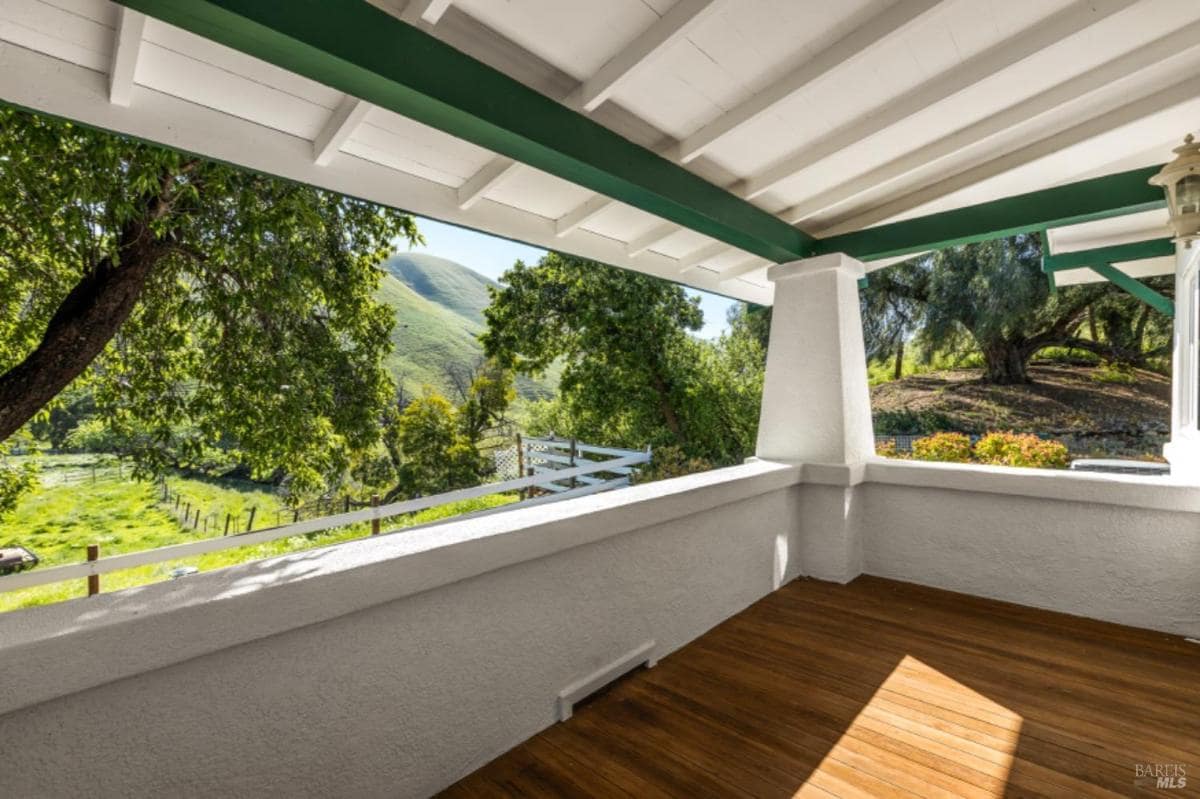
[383,252,496,325]
[373,252,557,400]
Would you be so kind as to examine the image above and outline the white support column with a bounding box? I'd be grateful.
[756,252,874,584]
[756,253,875,465]
[1164,242,1200,479]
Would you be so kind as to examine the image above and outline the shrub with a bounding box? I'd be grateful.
[873,409,956,435]
[973,431,1069,469]
[631,445,712,484]
[874,438,900,458]
[911,432,972,463]
[1090,362,1137,385]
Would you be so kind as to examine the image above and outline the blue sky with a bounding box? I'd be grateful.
[403,216,736,339]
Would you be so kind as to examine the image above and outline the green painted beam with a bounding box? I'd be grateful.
[1089,262,1174,317]
[118,0,812,263]
[812,166,1166,262]
[1041,237,1174,272]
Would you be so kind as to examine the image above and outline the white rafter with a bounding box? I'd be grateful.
[784,19,1200,225]
[718,257,770,284]
[816,75,1200,238]
[555,195,613,238]
[568,0,724,113]
[677,242,730,274]
[676,0,944,164]
[400,0,452,25]
[626,223,679,258]
[739,0,1137,201]
[108,8,146,106]
[457,157,522,210]
[313,96,371,166]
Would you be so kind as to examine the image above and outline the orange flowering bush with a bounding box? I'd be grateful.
[911,432,973,463]
[973,431,1069,469]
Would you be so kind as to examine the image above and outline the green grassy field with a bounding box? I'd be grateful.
[0,454,517,613]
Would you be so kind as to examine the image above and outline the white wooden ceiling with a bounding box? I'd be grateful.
[1,0,1198,303]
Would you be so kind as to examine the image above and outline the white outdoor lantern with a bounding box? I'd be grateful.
[1150,134,1200,243]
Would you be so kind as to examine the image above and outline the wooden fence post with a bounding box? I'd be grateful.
[569,437,578,489]
[246,506,257,532]
[86,544,100,597]
[344,495,351,514]
[224,514,231,536]
[293,507,300,523]
[516,434,525,500]
[175,495,180,511]
[371,494,380,535]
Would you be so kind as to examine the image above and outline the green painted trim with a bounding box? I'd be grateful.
[1039,231,1056,293]
[856,276,868,290]
[1042,238,1174,272]
[1090,263,1174,317]
[118,0,811,263]
[812,167,1166,261]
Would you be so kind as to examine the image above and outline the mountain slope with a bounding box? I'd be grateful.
[382,252,497,325]
[373,254,557,401]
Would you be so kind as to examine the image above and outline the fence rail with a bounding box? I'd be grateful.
[0,440,650,596]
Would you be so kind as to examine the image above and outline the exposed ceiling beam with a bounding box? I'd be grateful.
[108,8,146,106]
[312,95,370,165]
[1090,263,1174,316]
[718,257,770,284]
[818,75,1200,237]
[555,194,612,238]
[675,0,943,164]
[677,242,730,274]
[400,0,452,25]
[739,0,1136,201]
[1042,238,1174,271]
[783,20,1200,225]
[626,223,678,257]
[811,165,1165,262]
[0,39,771,306]
[121,0,812,263]
[568,0,723,113]
[457,157,521,210]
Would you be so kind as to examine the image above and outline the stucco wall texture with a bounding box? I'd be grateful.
[0,461,1196,798]
[0,478,804,799]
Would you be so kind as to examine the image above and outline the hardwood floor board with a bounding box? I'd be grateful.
[439,577,1200,798]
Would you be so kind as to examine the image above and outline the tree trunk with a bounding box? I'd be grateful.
[650,372,685,444]
[892,339,905,381]
[0,221,164,441]
[981,342,1031,384]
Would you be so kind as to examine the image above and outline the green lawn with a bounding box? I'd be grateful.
[0,454,517,613]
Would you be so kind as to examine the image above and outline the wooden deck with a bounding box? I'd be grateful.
[441,576,1200,798]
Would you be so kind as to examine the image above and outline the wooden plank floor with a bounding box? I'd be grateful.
[441,576,1200,798]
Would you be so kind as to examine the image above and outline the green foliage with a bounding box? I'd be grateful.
[874,439,900,459]
[1090,362,1137,385]
[631,445,713,484]
[392,392,484,498]
[873,409,956,435]
[384,252,497,325]
[973,432,1069,469]
[911,432,973,463]
[483,253,764,465]
[861,235,1171,385]
[0,445,37,519]
[0,107,421,496]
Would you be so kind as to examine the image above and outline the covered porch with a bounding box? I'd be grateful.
[1,0,1199,796]
[445,576,1200,798]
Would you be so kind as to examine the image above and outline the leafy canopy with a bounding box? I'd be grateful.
[0,107,420,495]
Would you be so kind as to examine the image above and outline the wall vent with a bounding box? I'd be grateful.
[556,639,657,721]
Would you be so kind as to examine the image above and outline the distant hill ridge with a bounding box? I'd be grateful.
[374,252,555,401]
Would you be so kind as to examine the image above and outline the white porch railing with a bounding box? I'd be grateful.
[0,441,650,596]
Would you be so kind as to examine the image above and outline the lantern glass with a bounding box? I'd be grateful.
[1176,174,1200,216]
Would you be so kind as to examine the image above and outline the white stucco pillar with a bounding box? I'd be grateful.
[755,252,874,584]
[756,252,875,465]
[1164,242,1200,479]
